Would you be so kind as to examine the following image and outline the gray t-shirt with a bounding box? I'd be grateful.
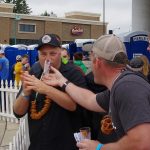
[96,71,150,139]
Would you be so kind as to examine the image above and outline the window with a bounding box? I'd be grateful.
[19,23,36,33]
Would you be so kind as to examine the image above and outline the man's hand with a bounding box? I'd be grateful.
[21,72,48,94]
[21,71,32,96]
[77,139,100,150]
[42,66,67,87]
[24,63,30,68]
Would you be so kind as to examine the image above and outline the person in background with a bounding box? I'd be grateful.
[44,34,150,150]
[73,52,87,74]
[126,57,144,72]
[127,55,150,83]
[14,54,30,87]
[0,45,9,82]
[14,56,23,87]
[0,45,9,109]
[61,47,70,64]
[21,54,30,71]
[12,55,22,81]
[82,51,92,74]
[61,47,70,60]
[139,55,149,79]
[0,45,9,110]
[82,51,90,61]
[13,34,90,150]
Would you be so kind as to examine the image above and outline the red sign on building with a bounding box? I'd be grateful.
[71,25,83,36]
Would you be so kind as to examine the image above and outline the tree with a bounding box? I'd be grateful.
[2,0,32,14]
[50,11,57,17]
[41,11,50,16]
[13,0,32,14]
[41,11,57,17]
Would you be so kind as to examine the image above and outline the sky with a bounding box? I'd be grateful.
[26,0,132,34]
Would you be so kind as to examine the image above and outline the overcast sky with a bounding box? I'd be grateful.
[26,0,132,34]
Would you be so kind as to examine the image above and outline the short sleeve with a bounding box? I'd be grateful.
[96,90,110,112]
[114,81,150,132]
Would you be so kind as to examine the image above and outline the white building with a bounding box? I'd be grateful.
[132,0,150,32]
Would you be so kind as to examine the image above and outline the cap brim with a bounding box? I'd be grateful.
[126,64,143,72]
[37,43,60,50]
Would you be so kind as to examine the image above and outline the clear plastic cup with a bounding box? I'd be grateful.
[79,127,91,140]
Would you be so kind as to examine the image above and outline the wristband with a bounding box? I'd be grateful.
[96,144,104,150]
[61,80,70,91]
[21,91,30,100]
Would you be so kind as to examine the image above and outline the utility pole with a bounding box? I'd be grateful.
[14,14,21,45]
[103,0,105,35]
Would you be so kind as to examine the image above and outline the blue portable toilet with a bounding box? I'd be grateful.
[119,31,150,61]
[5,47,30,81]
[27,45,38,64]
[68,39,95,60]
[28,48,38,65]
[75,39,95,52]
[68,42,77,60]
[4,45,38,81]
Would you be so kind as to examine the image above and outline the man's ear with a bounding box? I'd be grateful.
[94,58,102,69]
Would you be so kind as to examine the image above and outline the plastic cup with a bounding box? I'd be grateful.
[79,127,91,140]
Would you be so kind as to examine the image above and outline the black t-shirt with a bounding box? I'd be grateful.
[15,62,88,150]
[85,72,118,143]
[85,72,107,94]
[96,71,150,139]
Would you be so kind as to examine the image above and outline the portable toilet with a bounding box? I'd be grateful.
[68,39,95,60]
[119,31,150,61]
[68,42,77,60]
[75,39,95,52]
[4,45,38,81]
[62,44,69,50]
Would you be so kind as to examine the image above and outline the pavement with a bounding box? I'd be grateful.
[0,120,19,150]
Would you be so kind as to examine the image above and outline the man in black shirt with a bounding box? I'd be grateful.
[46,35,150,150]
[13,34,88,150]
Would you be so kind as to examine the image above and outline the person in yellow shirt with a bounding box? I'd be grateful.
[14,59,23,87]
[14,54,30,87]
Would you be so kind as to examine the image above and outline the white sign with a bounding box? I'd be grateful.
[133,53,143,58]
[133,36,149,42]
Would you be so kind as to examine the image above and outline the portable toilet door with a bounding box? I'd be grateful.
[121,31,150,61]
[5,47,30,81]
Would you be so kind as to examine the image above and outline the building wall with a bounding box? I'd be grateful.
[65,12,100,21]
[65,15,100,21]
[62,23,91,42]
[91,25,104,39]
[132,0,150,32]
[0,13,106,44]
[0,7,12,13]
[45,21,62,38]
[10,19,45,39]
[0,17,10,44]
[0,3,14,13]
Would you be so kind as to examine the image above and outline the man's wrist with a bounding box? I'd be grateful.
[21,91,30,100]
[59,78,68,87]
[61,80,70,92]
[96,143,104,150]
